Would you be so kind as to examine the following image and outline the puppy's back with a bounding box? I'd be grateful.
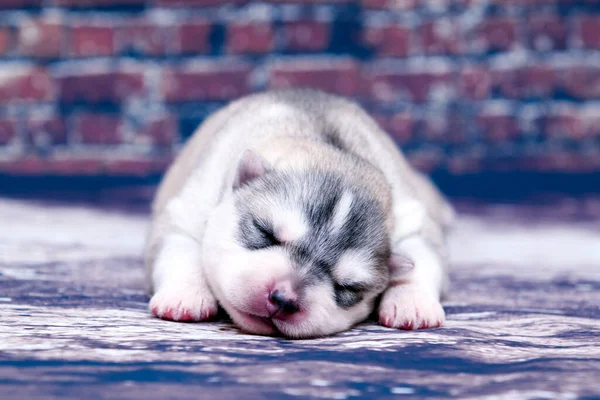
[153,89,452,229]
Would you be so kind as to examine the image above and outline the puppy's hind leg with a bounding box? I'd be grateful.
[149,232,218,322]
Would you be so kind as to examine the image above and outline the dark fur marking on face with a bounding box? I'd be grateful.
[237,215,279,250]
[304,187,340,230]
[235,169,390,308]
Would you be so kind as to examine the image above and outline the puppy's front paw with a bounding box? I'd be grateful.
[149,287,218,322]
[378,285,445,330]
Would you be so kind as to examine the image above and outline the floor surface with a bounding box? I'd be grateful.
[0,197,599,399]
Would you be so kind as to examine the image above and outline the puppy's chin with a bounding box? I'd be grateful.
[224,303,278,336]
[208,252,368,338]
[270,284,373,339]
[204,249,376,338]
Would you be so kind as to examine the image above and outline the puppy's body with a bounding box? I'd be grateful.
[146,89,453,338]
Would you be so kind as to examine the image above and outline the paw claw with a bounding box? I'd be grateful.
[400,321,415,330]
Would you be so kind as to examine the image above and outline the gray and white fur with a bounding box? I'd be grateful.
[145,89,454,338]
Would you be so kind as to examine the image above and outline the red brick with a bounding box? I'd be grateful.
[0,0,42,7]
[0,118,17,145]
[490,0,570,4]
[227,22,274,54]
[447,153,481,174]
[157,0,247,5]
[541,108,585,139]
[581,107,600,138]
[27,116,67,146]
[175,20,211,54]
[521,152,600,174]
[488,0,558,5]
[162,63,251,102]
[0,157,45,175]
[388,112,414,143]
[446,113,466,143]
[48,158,106,175]
[56,0,147,6]
[469,18,517,53]
[528,15,567,51]
[366,68,452,103]
[0,155,172,176]
[104,157,172,176]
[422,113,447,142]
[450,0,480,6]
[282,21,329,52]
[577,17,600,49]
[362,25,411,56]
[372,114,388,131]
[137,115,178,147]
[422,111,465,143]
[261,0,351,2]
[374,112,413,143]
[117,20,170,56]
[493,65,556,99]
[420,19,460,55]
[0,67,54,104]
[71,25,115,57]
[58,70,145,104]
[524,66,557,98]
[270,59,363,97]
[459,66,491,100]
[407,149,444,173]
[74,114,123,145]
[0,157,104,175]
[0,28,11,55]
[561,66,600,100]
[476,112,519,142]
[18,18,63,58]
[360,0,418,9]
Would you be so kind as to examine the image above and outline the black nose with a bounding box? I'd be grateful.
[269,290,299,314]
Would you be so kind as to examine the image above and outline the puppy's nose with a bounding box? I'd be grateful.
[268,290,299,315]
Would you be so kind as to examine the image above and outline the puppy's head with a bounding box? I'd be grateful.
[202,151,393,338]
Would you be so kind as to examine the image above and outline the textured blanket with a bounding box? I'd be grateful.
[0,197,598,399]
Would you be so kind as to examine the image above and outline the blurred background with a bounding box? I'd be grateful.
[0,0,598,202]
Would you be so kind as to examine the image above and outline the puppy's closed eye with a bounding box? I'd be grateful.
[333,282,367,308]
[253,219,281,248]
[334,282,366,293]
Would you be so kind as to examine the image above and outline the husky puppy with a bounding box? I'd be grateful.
[145,89,454,338]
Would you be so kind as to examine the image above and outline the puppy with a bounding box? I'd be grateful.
[145,89,454,338]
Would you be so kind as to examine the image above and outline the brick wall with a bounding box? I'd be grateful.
[0,0,599,178]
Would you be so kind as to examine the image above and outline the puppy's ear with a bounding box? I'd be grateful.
[233,150,270,189]
[389,251,415,280]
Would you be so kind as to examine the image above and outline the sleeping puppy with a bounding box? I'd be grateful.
[145,89,454,338]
